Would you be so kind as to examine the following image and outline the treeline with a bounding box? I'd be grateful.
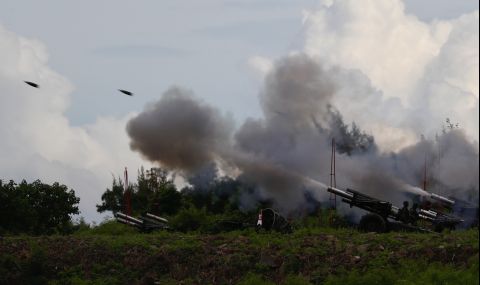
[0,180,80,235]
[96,167,266,232]
[96,167,348,233]
[0,167,340,236]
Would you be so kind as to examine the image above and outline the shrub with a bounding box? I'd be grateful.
[283,274,312,285]
[323,260,479,285]
[238,273,275,285]
[0,179,80,235]
[170,207,210,232]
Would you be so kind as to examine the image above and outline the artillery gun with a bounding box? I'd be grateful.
[255,208,293,233]
[115,212,169,232]
[327,187,463,233]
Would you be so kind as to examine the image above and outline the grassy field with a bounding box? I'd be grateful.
[0,223,478,285]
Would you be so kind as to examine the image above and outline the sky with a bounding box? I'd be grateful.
[0,0,478,222]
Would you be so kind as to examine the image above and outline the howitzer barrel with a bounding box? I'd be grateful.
[429,193,455,206]
[419,209,464,226]
[391,205,399,215]
[419,209,437,218]
[331,187,399,219]
[327,187,354,200]
[146,213,168,224]
[418,214,434,221]
[116,212,143,225]
[117,217,142,228]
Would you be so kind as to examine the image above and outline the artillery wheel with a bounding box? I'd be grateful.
[359,214,387,233]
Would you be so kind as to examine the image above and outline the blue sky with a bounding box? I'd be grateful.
[1,0,477,126]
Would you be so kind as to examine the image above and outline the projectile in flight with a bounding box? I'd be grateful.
[24,81,39,88]
[118,89,133,96]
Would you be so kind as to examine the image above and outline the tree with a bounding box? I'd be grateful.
[0,179,80,235]
[442,117,460,134]
[97,167,181,216]
[320,107,376,155]
[96,177,126,215]
[143,168,181,215]
[151,184,182,215]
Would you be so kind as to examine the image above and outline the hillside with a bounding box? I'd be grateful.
[0,225,478,285]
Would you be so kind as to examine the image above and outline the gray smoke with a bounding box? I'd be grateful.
[185,162,218,191]
[126,54,479,214]
[127,87,233,172]
[395,130,479,199]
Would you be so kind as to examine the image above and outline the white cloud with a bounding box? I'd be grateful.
[415,11,479,139]
[303,0,450,103]
[247,56,273,79]
[0,24,148,222]
[301,0,479,150]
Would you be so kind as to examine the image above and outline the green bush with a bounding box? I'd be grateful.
[295,209,351,229]
[170,207,211,232]
[70,217,91,234]
[0,254,20,284]
[21,246,49,285]
[0,179,80,235]
[323,260,479,285]
[283,274,312,285]
[238,273,275,285]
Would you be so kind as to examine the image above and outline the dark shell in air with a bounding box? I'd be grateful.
[119,89,133,96]
[24,81,39,88]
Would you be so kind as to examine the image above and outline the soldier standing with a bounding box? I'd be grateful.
[409,203,419,225]
[397,201,410,224]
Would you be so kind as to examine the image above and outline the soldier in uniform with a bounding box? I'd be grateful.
[397,201,410,224]
[409,203,419,225]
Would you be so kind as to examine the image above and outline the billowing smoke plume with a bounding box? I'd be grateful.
[395,130,479,200]
[127,53,478,214]
[127,87,233,172]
